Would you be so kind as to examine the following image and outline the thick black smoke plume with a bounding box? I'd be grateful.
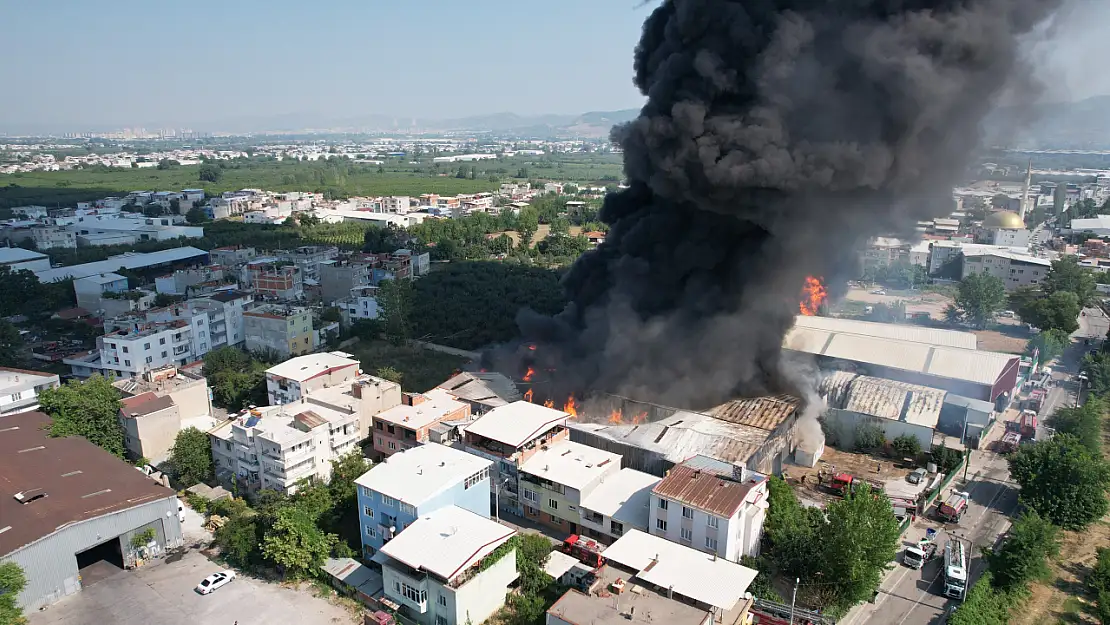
[512,0,1064,410]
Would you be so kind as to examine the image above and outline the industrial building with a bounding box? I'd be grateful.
[569,395,802,477]
[0,411,184,611]
[34,246,209,282]
[783,316,1020,406]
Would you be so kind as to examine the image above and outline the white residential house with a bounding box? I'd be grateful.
[647,456,770,562]
[97,320,194,378]
[265,351,362,405]
[517,440,622,535]
[377,505,518,625]
[577,468,661,545]
[0,368,60,415]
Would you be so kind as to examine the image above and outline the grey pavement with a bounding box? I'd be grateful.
[28,550,356,625]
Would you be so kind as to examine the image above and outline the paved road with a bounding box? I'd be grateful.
[842,448,1019,625]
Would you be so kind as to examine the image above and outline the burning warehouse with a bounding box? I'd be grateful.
[567,395,812,478]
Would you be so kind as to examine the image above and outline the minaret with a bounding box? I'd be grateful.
[1019,159,1032,221]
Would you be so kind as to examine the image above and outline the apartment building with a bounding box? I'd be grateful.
[114,365,214,462]
[648,456,769,561]
[265,351,361,405]
[209,400,362,494]
[463,401,571,517]
[199,290,254,348]
[31,226,77,250]
[377,506,517,625]
[279,245,338,283]
[341,286,381,323]
[153,266,228,296]
[0,367,60,416]
[577,468,661,545]
[209,246,257,266]
[355,443,492,556]
[961,250,1051,291]
[371,389,470,459]
[319,259,372,303]
[517,440,621,535]
[302,374,403,441]
[243,259,303,299]
[97,320,193,377]
[243,304,313,358]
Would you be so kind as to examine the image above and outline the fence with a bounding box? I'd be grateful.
[924,456,967,508]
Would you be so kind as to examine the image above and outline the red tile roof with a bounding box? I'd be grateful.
[652,465,758,518]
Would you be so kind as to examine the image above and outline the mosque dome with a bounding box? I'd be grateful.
[983,210,1025,229]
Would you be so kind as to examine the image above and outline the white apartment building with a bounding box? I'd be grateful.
[647,456,769,562]
[265,351,361,405]
[961,250,1051,291]
[379,196,412,214]
[517,440,622,535]
[377,506,518,625]
[577,468,661,545]
[97,320,194,378]
[341,286,381,323]
[209,399,362,494]
[0,367,60,415]
[31,226,77,250]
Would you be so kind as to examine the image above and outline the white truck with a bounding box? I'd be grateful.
[944,540,968,600]
[903,536,937,569]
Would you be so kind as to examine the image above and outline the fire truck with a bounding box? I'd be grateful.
[561,534,605,568]
[944,540,968,600]
[936,491,970,523]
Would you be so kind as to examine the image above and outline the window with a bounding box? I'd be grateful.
[707,515,719,529]
[124,360,131,367]
[10,392,20,401]
[363,506,374,520]
[400,502,415,516]
[375,421,383,431]
[525,505,539,515]
[680,527,693,542]
[658,499,668,510]
[610,520,624,536]
[144,342,150,350]
[398,582,426,605]
[464,468,489,489]
[682,506,693,519]
[382,494,396,507]
[548,499,558,510]
[656,519,668,532]
[122,346,129,353]
[705,537,718,551]
[438,595,448,607]
[435,616,448,625]
[146,356,153,364]
[161,351,168,358]
[376,437,383,446]
[388,441,397,450]
[160,338,166,345]
[365,525,376,538]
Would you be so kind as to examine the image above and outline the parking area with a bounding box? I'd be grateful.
[782,445,928,507]
[28,550,357,625]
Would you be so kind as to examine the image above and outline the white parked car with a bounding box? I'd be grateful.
[870,289,886,295]
[195,570,236,595]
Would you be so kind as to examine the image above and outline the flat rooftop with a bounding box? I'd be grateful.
[464,400,569,448]
[0,368,57,391]
[519,440,621,491]
[579,468,659,526]
[265,351,359,382]
[546,563,713,625]
[602,529,757,612]
[374,391,467,431]
[378,505,515,582]
[354,443,492,508]
[0,411,175,556]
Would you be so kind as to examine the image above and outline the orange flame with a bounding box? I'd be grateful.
[523,367,534,382]
[543,398,555,408]
[609,409,624,424]
[524,388,534,403]
[528,344,537,351]
[631,411,648,425]
[799,276,828,316]
[564,396,578,418]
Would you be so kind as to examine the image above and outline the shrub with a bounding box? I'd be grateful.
[891,434,922,458]
[930,445,964,474]
[854,422,885,451]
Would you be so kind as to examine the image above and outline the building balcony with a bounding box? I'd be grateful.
[237,455,260,467]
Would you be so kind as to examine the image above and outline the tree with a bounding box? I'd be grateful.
[320,306,341,323]
[1043,255,1096,306]
[814,485,902,609]
[0,561,28,625]
[375,366,403,385]
[1018,290,1081,334]
[1089,549,1110,625]
[891,434,922,458]
[763,477,822,577]
[1084,352,1110,397]
[1008,433,1110,529]
[0,266,45,316]
[377,278,413,345]
[185,206,210,224]
[1026,328,1070,363]
[854,422,885,450]
[39,375,125,458]
[1048,397,1104,454]
[954,272,1007,328]
[169,427,214,486]
[169,198,181,214]
[198,163,222,183]
[986,511,1059,591]
[516,207,539,248]
[948,572,1011,625]
[325,451,372,550]
[0,320,23,367]
[142,204,165,217]
[215,513,261,568]
[261,505,339,580]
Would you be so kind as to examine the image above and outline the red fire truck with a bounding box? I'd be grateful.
[562,535,605,568]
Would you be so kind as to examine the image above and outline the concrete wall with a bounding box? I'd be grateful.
[2,495,183,611]
[446,547,517,625]
[167,381,212,419]
[120,404,181,461]
[822,408,933,452]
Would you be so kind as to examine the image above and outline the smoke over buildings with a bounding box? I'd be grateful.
[512,0,1066,410]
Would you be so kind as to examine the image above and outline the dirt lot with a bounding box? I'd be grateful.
[1011,522,1110,625]
[781,445,926,507]
[843,287,954,319]
[972,328,1029,354]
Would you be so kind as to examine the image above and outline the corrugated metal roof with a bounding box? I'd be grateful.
[819,371,945,428]
[708,395,799,431]
[573,411,771,467]
[652,465,759,517]
[437,372,521,407]
[792,315,978,349]
[785,327,1016,386]
[36,246,209,282]
[294,410,328,429]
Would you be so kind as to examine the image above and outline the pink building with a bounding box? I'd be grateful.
[371,389,470,459]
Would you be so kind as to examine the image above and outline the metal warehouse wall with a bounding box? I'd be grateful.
[2,496,184,611]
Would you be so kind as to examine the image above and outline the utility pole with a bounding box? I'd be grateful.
[789,577,799,625]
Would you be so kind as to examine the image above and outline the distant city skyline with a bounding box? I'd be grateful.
[1,0,1106,135]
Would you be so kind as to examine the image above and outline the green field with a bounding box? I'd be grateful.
[347,340,468,393]
[0,153,625,209]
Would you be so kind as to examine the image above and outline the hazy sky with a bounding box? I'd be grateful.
[0,0,653,131]
[1,0,1105,133]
